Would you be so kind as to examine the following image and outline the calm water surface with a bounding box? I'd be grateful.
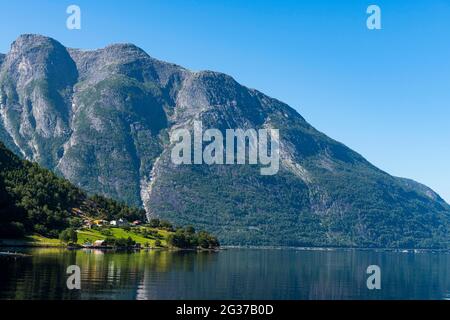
[0,248,449,300]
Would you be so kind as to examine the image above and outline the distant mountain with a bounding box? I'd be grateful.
[0,34,449,247]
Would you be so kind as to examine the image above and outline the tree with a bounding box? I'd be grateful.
[59,228,78,243]
[149,218,160,228]
[126,236,135,247]
[0,222,25,238]
[167,231,188,248]
[159,220,173,231]
[185,225,195,234]
[69,217,83,229]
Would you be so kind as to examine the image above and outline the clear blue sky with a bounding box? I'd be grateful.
[0,0,449,202]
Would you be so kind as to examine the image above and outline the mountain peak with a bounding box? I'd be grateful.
[104,42,147,53]
[70,42,153,61]
[2,34,77,91]
[15,33,53,40]
[10,34,64,52]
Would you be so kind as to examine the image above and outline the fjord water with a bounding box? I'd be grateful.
[0,248,449,300]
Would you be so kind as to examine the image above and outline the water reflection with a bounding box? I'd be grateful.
[0,248,449,300]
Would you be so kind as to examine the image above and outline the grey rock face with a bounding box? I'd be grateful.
[0,34,448,247]
[0,34,77,167]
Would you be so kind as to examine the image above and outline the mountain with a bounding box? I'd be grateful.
[0,34,449,248]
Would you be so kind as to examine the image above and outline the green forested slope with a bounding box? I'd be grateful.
[0,142,145,238]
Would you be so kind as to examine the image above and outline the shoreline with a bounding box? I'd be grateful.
[0,238,220,252]
[1,238,447,253]
[221,245,450,253]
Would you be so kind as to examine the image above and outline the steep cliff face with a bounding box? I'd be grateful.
[54,44,177,207]
[0,34,448,247]
[0,35,78,169]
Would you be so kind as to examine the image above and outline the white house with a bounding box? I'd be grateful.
[110,218,128,227]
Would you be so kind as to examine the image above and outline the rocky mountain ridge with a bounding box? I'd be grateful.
[0,34,448,247]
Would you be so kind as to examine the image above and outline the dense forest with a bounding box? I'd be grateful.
[0,142,147,238]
